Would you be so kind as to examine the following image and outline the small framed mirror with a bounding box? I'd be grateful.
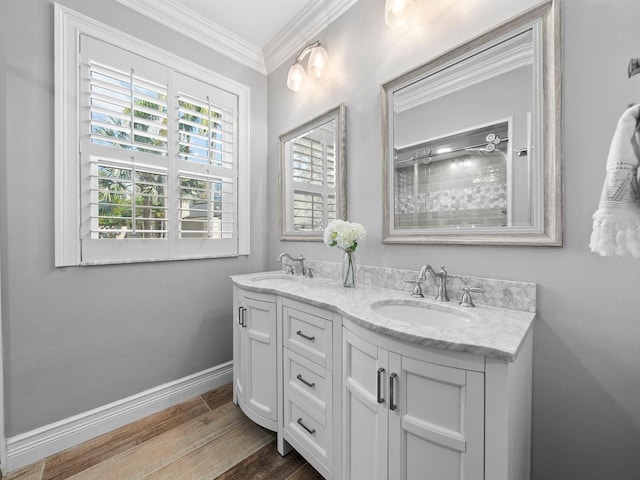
[382,1,561,245]
[280,104,347,240]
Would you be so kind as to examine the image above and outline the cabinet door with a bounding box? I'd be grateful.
[388,353,484,480]
[233,293,245,405]
[343,328,388,480]
[244,296,278,423]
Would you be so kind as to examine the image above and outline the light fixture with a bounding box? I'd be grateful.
[286,40,329,92]
[286,63,306,92]
[384,0,415,28]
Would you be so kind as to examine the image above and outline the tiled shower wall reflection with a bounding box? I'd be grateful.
[394,153,507,229]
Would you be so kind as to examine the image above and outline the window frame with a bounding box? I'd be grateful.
[54,4,250,266]
[279,104,347,241]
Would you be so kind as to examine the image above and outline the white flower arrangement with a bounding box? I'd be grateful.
[323,219,366,253]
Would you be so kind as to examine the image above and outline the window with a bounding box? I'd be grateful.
[289,130,337,232]
[55,5,249,265]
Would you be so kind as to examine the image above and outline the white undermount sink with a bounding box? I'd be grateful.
[371,299,476,329]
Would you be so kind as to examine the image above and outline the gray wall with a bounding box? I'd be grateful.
[267,0,640,479]
[0,0,268,435]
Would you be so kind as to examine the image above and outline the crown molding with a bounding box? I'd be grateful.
[113,0,266,74]
[113,0,357,77]
[263,0,358,74]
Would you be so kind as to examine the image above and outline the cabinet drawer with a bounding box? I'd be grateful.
[284,394,329,467]
[283,306,332,369]
[284,348,331,419]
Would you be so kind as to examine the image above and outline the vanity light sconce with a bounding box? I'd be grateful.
[286,40,329,92]
[384,0,415,28]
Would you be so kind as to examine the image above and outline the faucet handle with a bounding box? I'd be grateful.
[404,276,424,285]
[286,264,295,275]
[305,267,314,278]
[459,286,483,307]
[405,277,424,297]
[411,283,424,298]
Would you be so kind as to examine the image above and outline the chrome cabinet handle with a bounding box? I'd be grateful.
[237,306,243,326]
[377,368,385,404]
[297,417,316,435]
[296,374,316,389]
[241,307,247,327]
[296,330,315,341]
[389,373,398,411]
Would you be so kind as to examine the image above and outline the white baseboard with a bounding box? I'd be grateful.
[5,362,233,473]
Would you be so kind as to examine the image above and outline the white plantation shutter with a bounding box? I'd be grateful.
[292,191,324,231]
[89,62,168,155]
[55,7,250,266]
[173,73,238,258]
[90,160,168,239]
[179,174,234,238]
[76,35,240,264]
[177,93,234,169]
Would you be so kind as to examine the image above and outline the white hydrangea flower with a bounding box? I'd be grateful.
[323,219,366,252]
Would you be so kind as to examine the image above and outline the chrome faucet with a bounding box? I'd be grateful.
[277,253,308,276]
[418,264,450,302]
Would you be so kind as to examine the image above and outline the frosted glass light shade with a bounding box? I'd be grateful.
[385,0,415,27]
[287,63,306,91]
[308,46,329,78]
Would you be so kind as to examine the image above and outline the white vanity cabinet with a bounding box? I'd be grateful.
[232,275,534,480]
[343,319,532,480]
[233,287,278,431]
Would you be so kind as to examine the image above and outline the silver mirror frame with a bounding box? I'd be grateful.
[279,103,347,241]
[382,0,562,246]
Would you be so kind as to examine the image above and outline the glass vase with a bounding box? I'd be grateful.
[342,250,356,287]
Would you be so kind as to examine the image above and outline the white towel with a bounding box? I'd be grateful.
[590,104,640,257]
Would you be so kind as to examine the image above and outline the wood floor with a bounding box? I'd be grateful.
[4,383,323,480]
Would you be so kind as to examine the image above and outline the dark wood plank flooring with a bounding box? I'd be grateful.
[4,383,323,480]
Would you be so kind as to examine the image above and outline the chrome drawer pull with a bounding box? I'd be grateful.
[296,330,315,341]
[237,307,243,326]
[377,368,385,404]
[389,372,398,411]
[296,374,316,389]
[297,417,316,435]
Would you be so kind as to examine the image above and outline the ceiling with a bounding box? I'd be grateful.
[179,0,310,49]
[114,0,357,74]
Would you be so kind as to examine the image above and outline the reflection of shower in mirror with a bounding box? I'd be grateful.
[382,1,562,245]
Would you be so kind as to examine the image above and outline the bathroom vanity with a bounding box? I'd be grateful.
[232,267,535,480]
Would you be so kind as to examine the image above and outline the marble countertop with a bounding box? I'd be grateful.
[231,271,535,362]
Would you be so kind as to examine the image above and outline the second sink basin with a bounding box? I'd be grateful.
[371,300,476,329]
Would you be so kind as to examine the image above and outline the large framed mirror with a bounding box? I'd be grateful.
[382,1,561,245]
[280,103,346,240]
